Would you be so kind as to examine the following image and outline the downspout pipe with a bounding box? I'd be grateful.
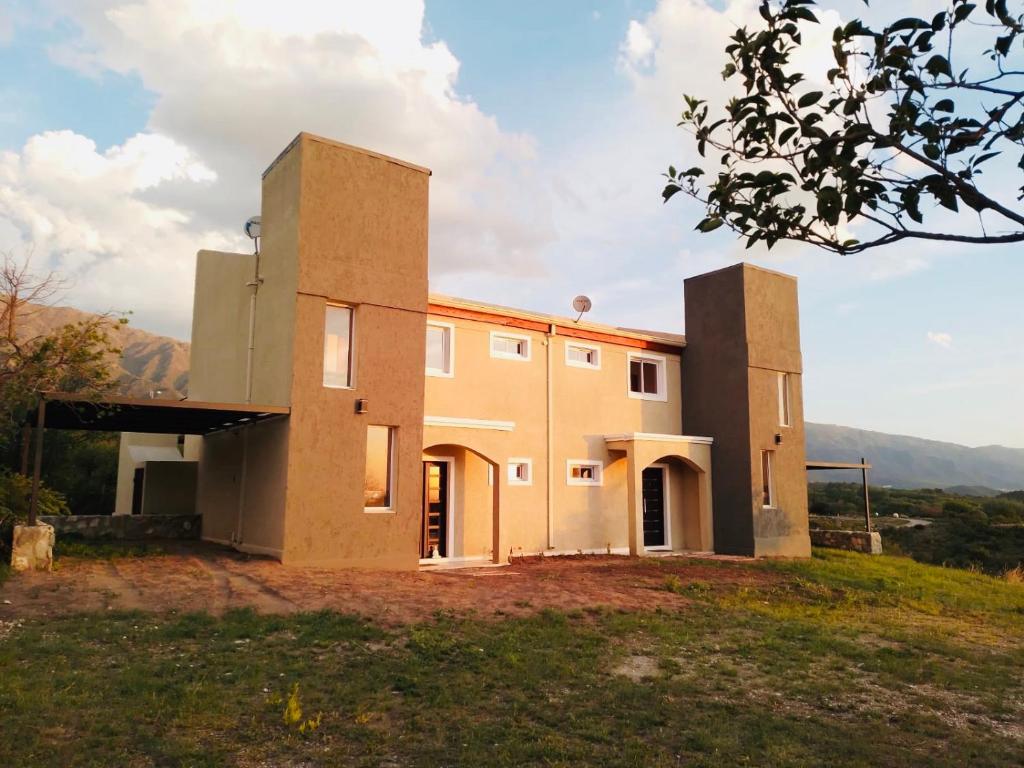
[546,323,556,550]
[238,235,261,544]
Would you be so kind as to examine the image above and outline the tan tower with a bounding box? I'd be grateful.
[682,263,810,557]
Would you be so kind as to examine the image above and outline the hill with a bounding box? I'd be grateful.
[806,422,1024,491]
[18,304,190,399]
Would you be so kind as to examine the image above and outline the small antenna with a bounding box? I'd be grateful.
[571,295,592,322]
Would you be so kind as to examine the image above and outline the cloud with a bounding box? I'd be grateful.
[1,0,554,336]
[927,331,953,349]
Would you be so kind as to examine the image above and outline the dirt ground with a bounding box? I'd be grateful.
[0,543,775,625]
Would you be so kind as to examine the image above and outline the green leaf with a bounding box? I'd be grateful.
[662,185,681,203]
[696,217,724,233]
[934,98,954,112]
[816,186,843,226]
[923,143,941,161]
[798,91,823,108]
[925,54,951,77]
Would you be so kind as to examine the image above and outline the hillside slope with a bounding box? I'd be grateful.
[17,304,190,399]
[806,422,1024,490]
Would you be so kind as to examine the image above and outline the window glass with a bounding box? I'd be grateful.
[509,461,530,484]
[778,372,791,426]
[642,360,659,394]
[492,334,528,359]
[629,356,663,396]
[426,324,451,374]
[567,343,599,368]
[324,305,353,387]
[365,426,393,509]
[761,450,774,508]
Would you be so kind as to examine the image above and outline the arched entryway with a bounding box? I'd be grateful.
[422,443,501,564]
[641,455,708,552]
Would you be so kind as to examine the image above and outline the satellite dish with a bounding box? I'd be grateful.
[244,215,262,240]
[571,295,592,322]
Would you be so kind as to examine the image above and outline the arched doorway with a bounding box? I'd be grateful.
[422,443,501,564]
[642,455,709,552]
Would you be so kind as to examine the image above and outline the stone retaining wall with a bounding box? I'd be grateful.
[810,529,882,555]
[38,514,201,541]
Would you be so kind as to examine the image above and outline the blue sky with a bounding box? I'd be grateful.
[0,0,1021,448]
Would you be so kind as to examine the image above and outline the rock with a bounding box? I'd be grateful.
[10,524,56,572]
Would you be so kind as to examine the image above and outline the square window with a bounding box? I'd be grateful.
[490,332,531,361]
[508,459,532,486]
[567,460,603,486]
[627,353,666,401]
[565,342,601,369]
[323,305,354,388]
[365,425,395,510]
[778,372,791,426]
[426,322,454,377]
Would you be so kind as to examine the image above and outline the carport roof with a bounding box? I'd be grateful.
[25,392,289,435]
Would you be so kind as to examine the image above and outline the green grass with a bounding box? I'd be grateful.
[1,551,1023,767]
[51,539,168,560]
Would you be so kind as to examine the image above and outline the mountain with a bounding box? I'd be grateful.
[805,423,1024,491]
[19,303,1024,491]
[17,304,190,399]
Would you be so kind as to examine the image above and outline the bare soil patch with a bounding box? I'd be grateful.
[0,542,775,625]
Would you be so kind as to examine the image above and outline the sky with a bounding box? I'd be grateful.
[0,0,1021,448]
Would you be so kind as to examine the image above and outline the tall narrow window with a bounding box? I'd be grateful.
[365,426,394,510]
[323,305,354,388]
[425,322,454,377]
[627,353,667,401]
[761,450,775,508]
[778,372,791,426]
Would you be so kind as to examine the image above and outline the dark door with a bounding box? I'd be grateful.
[421,461,449,558]
[642,467,666,548]
[131,467,145,515]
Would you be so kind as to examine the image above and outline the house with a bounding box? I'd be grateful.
[118,132,811,568]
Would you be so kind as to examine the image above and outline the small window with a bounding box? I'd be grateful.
[426,322,454,377]
[627,353,666,401]
[323,304,354,388]
[365,425,395,511]
[490,331,531,361]
[565,342,600,370]
[567,460,603,486]
[508,458,532,486]
[761,450,775,508]
[778,372,791,426]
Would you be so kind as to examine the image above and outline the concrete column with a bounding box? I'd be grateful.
[491,464,503,563]
[626,446,645,556]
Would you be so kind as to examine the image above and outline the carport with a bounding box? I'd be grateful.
[22,392,289,525]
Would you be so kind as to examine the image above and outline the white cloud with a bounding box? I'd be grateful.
[621,20,655,67]
[2,0,554,336]
[927,331,953,349]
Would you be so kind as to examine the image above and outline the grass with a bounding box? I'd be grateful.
[1,551,1023,767]
[51,538,168,560]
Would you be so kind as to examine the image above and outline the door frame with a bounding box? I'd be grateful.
[420,456,455,562]
[643,463,672,551]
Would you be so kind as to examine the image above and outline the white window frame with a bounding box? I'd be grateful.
[489,330,532,361]
[507,458,533,486]
[566,459,603,487]
[761,450,775,509]
[627,352,668,402]
[364,426,397,514]
[564,341,601,370]
[425,320,455,378]
[323,303,355,389]
[778,372,791,427]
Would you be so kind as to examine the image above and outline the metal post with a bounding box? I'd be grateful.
[28,398,46,527]
[20,425,31,476]
[861,456,872,533]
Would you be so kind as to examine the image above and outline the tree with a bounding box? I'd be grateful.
[662,0,1024,254]
[0,250,124,430]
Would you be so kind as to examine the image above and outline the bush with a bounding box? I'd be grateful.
[0,470,69,552]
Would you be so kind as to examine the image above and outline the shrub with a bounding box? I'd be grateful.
[0,469,69,551]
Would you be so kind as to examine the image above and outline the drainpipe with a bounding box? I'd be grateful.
[244,239,262,404]
[546,323,556,550]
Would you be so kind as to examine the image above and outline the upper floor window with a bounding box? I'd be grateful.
[426,321,454,377]
[778,372,792,426]
[508,458,532,486]
[565,341,601,370]
[627,352,667,402]
[365,425,395,511]
[323,304,354,388]
[567,460,603,486]
[490,331,531,361]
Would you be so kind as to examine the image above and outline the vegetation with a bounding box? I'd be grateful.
[663,0,1024,254]
[809,482,1024,574]
[0,470,69,557]
[0,550,1022,766]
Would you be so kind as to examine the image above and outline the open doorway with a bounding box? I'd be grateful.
[421,459,451,558]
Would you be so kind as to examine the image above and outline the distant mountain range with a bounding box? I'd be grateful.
[22,304,1024,492]
[20,304,190,399]
[806,423,1024,493]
